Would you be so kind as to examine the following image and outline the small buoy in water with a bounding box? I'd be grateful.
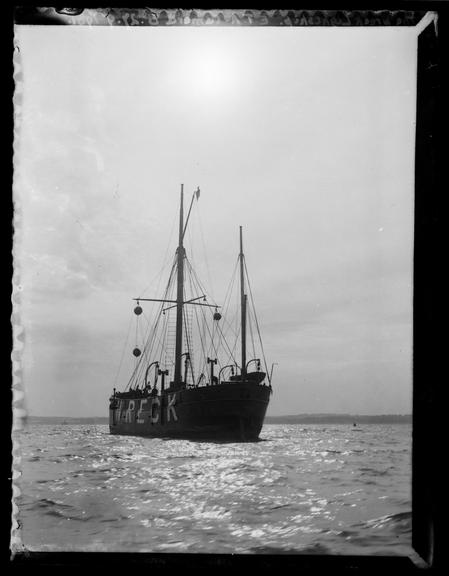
[134,305,143,315]
[133,347,141,357]
[213,312,222,321]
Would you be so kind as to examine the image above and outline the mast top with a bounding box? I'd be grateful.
[239,225,246,377]
[178,184,184,249]
[174,184,185,385]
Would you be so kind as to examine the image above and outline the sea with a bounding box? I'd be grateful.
[12,423,418,560]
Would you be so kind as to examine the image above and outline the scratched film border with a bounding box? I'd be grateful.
[11,5,440,570]
[13,7,427,26]
[11,21,26,556]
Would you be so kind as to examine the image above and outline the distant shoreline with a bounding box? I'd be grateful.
[265,414,412,424]
[23,414,412,425]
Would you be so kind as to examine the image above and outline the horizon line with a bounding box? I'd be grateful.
[24,412,413,419]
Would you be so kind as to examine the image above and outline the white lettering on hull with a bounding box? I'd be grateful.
[126,400,135,422]
[150,397,160,424]
[118,399,124,421]
[137,399,148,424]
[167,394,178,422]
[116,395,178,426]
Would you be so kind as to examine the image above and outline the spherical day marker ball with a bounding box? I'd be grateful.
[133,347,141,357]
[134,305,143,315]
[213,312,222,321]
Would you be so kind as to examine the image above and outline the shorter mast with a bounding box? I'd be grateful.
[239,226,247,378]
[174,184,185,385]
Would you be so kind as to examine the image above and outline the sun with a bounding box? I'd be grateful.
[188,49,237,100]
[169,31,245,105]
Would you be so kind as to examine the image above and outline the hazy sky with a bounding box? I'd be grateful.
[14,25,417,417]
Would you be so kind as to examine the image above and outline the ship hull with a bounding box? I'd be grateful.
[109,381,271,441]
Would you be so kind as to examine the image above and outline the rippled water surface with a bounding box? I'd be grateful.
[14,423,413,556]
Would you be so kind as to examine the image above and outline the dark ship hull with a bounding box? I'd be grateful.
[109,380,271,441]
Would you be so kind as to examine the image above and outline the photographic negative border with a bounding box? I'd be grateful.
[13,7,427,26]
[10,4,445,572]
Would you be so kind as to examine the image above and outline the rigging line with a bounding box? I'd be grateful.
[192,294,207,383]
[139,203,178,297]
[215,320,238,365]
[131,266,176,388]
[212,259,240,350]
[188,262,215,379]
[138,314,152,385]
[200,315,212,380]
[187,265,209,381]
[140,305,151,342]
[204,318,217,377]
[209,313,216,366]
[127,317,148,389]
[184,203,214,304]
[234,272,240,352]
[135,256,177,383]
[140,311,158,367]
[186,215,194,271]
[202,271,237,361]
[113,312,134,388]
[185,259,207,304]
[130,329,150,388]
[137,295,168,381]
[200,309,221,369]
[153,257,177,325]
[125,349,143,390]
[136,315,149,386]
[138,311,147,351]
[244,258,270,379]
[182,306,194,385]
[217,321,240,375]
[187,306,196,385]
[152,256,176,376]
[222,258,239,321]
[197,294,210,383]
[186,257,207,302]
[188,264,220,370]
[164,269,178,374]
[136,256,177,374]
[154,255,177,313]
[231,322,240,367]
[186,254,239,371]
[187,265,212,379]
[223,277,241,371]
[218,307,239,339]
[185,256,222,369]
[138,310,163,382]
[128,304,171,390]
[152,314,166,364]
[161,308,171,373]
[214,314,239,371]
[213,292,240,357]
[248,302,256,360]
[186,258,219,308]
[211,324,222,361]
[196,204,215,301]
[212,258,239,350]
[139,258,172,300]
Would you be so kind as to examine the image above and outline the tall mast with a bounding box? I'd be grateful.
[174,184,185,384]
[239,226,247,378]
